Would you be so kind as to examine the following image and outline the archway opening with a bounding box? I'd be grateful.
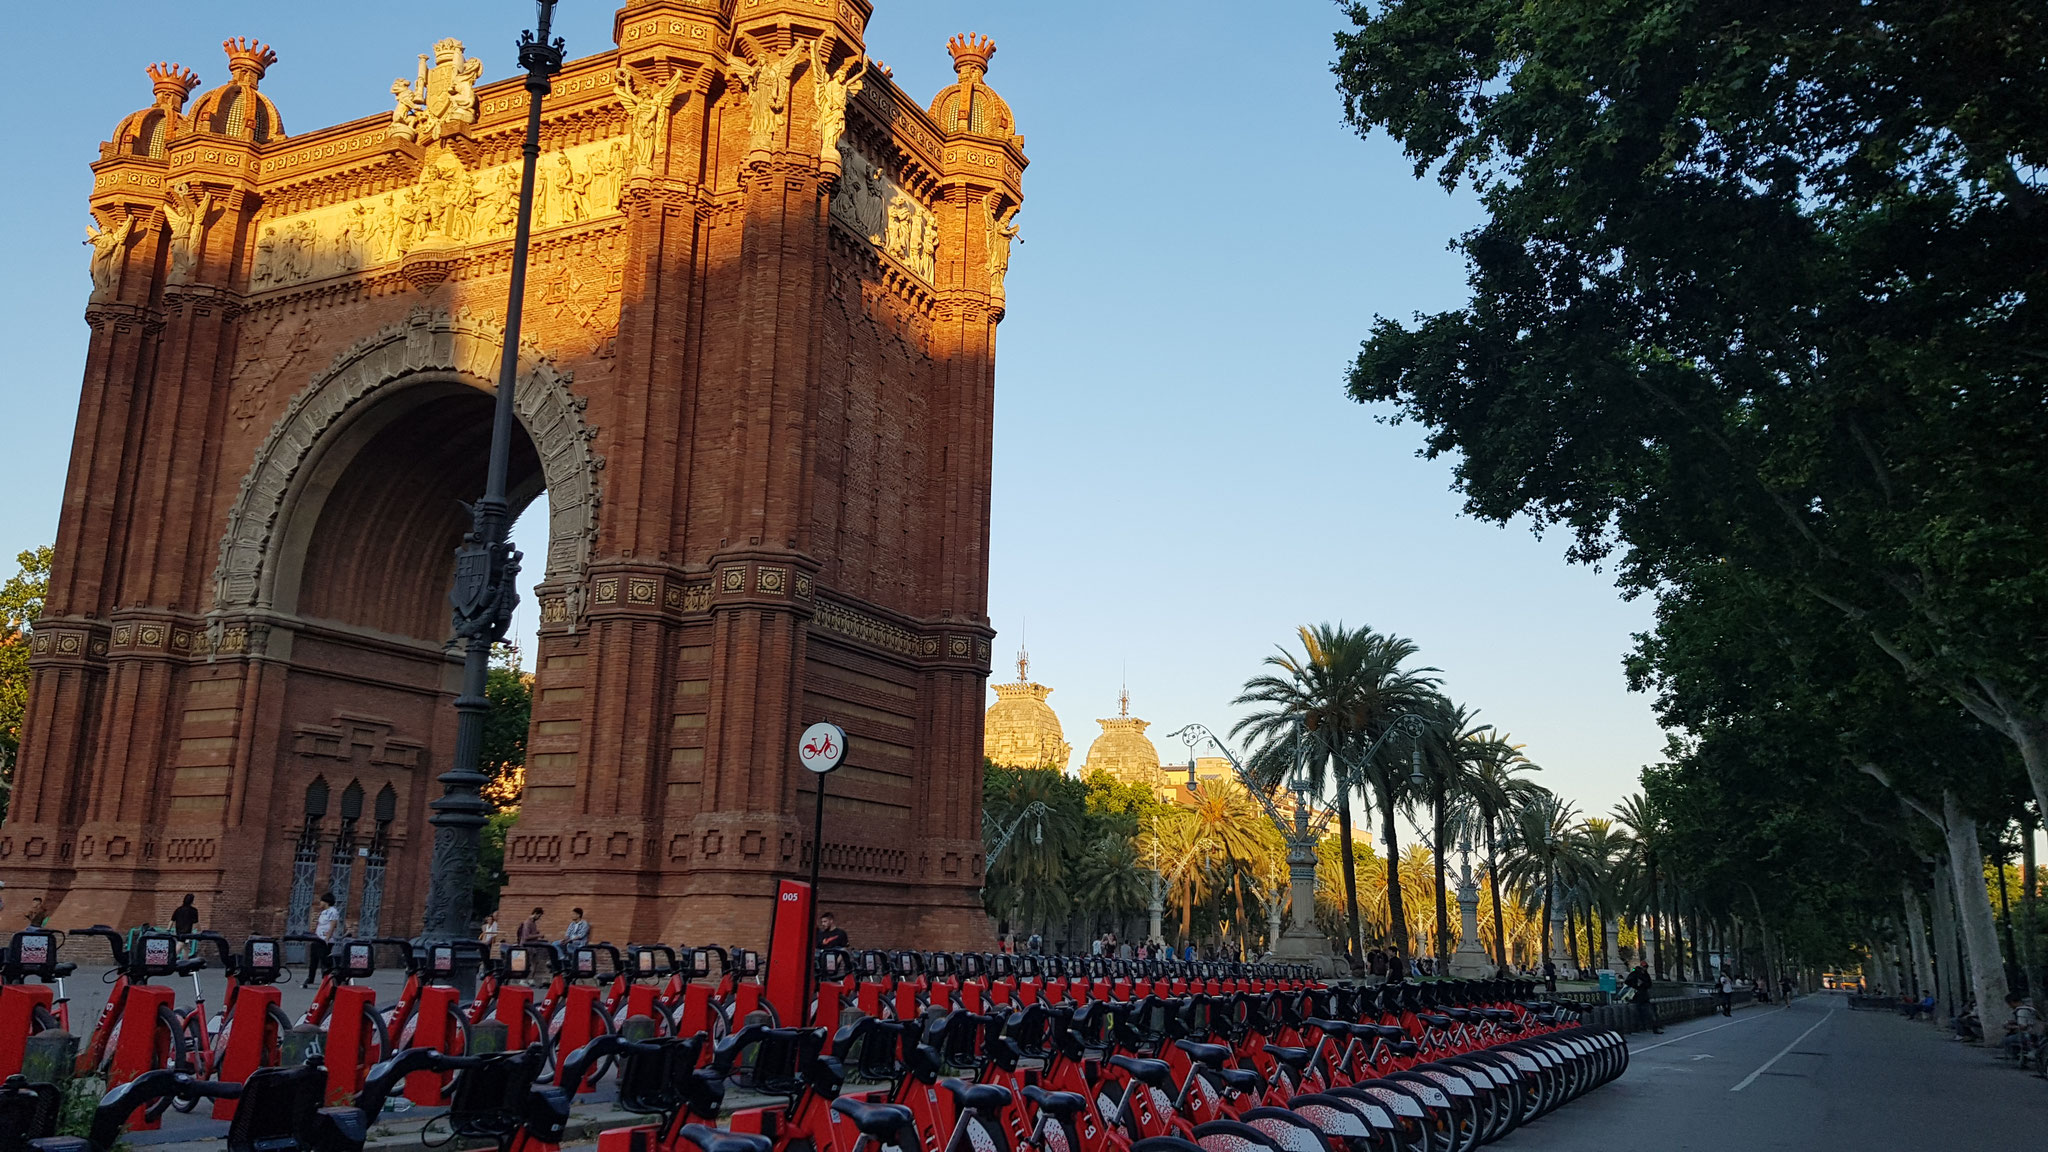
[293,382,543,642]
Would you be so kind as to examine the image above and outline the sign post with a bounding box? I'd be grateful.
[797,721,846,1021]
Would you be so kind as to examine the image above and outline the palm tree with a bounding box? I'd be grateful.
[1072,834,1150,942]
[982,765,1083,941]
[1311,630,1442,960]
[1187,777,1280,952]
[1237,624,1436,962]
[1145,808,1212,940]
[1413,699,1492,962]
[1498,791,1577,970]
[1612,794,1666,974]
[1569,817,1634,970]
[1460,731,1545,965]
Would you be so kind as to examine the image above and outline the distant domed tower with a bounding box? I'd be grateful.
[984,650,1072,770]
[1083,689,1166,792]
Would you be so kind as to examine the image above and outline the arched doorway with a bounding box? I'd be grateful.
[205,309,600,935]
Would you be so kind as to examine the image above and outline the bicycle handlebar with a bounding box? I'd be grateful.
[89,1071,241,1150]
[356,1046,488,1118]
[63,926,129,969]
[180,932,235,971]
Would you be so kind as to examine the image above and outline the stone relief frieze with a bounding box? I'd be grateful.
[249,137,628,292]
[831,140,939,283]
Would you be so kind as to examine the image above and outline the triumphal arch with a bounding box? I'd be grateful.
[14,0,1024,947]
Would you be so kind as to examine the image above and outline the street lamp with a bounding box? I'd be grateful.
[420,0,564,948]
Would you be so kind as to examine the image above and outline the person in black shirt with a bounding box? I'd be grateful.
[817,912,850,951]
[1626,962,1661,1033]
[171,893,200,957]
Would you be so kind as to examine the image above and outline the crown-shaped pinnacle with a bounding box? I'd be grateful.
[946,33,996,78]
[147,62,202,111]
[222,37,277,86]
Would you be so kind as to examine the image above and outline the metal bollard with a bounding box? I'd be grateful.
[469,1018,509,1055]
[282,1023,322,1068]
[22,1030,77,1089]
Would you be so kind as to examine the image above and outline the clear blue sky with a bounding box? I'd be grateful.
[0,1,1667,816]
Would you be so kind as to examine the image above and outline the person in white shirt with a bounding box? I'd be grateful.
[307,892,341,987]
[1717,972,1736,1016]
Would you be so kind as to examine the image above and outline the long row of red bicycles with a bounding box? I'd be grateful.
[0,931,1625,1152]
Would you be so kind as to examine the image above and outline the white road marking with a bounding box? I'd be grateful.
[1730,1009,1835,1092]
[1632,1004,1790,1053]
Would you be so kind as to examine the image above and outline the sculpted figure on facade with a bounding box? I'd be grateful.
[811,40,867,164]
[162,182,213,284]
[727,43,808,154]
[389,40,484,143]
[85,214,133,301]
[388,79,420,142]
[986,197,1020,293]
[832,140,888,238]
[614,67,690,175]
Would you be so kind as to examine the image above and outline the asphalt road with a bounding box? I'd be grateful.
[1499,990,2045,1150]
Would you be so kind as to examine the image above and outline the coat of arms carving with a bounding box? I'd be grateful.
[388,38,484,143]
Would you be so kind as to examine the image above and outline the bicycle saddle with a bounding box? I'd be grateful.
[939,1078,1013,1114]
[1020,1085,1089,1119]
[1264,1046,1311,1072]
[1366,1025,1407,1040]
[1418,1013,1456,1028]
[1217,1068,1264,1094]
[1304,1019,1351,1036]
[1174,1040,1231,1066]
[831,1098,915,1139]
[1107,1055,1175,1090]
[677,1123,773,1152]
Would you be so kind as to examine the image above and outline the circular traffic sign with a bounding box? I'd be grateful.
[798,722,847,774]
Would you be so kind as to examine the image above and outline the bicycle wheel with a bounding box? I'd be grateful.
[266,1003,294,1066]
[30,1006,59,1033]
[527,1004,555,1077]
[144,1006,195,1120]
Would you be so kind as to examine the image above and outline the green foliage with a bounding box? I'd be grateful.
[475,808,518,913]
[1334,0,2048,811]
[0,546,52,821]
[59,1074,105,1138]
[1333,0,2048,969]
[480,649,532,808]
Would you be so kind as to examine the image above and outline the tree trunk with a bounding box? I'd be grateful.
[1931,857,1964,1018]
[1941,790,2013,1040]
[1380,784,1409,958]
[1485,822,1507,967]
[1336,787,1363,964]
[2023,804,2040,992]
[1433,793,1451,964]
[1903,882,1935,1001]
[1992,833,2018,984]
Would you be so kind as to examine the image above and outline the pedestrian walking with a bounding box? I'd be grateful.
[171,893,200,957]
[1542,959,1558,993]
[1716,971,1735,1016]
[24,897,46,928]
[306,892,340,987]
[1626,961,1662,1034]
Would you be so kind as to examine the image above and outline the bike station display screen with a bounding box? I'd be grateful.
[141,935,174,973]
[248,939,277,972]
[506,947,531,978]
[432,945,456,974]
[574,948,598,977]
[17,933,51,967]
[689,949,712,978]
[342,942,375,978]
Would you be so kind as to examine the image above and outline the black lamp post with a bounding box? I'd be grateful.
[420,0,565,947]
